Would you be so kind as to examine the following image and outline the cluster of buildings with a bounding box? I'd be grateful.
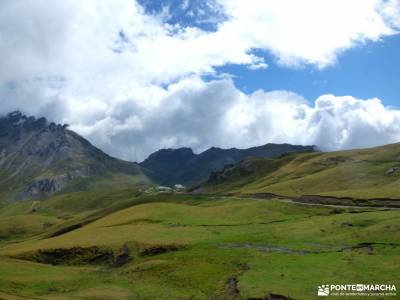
[153,184,185,194]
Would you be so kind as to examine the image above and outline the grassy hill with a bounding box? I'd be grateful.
[204,143,400,199]
[0,189,399,299]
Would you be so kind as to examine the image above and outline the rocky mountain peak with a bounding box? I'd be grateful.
[0,111,69,136]
[0,112,146,201]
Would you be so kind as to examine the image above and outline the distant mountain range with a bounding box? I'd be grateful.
[1,111,400,205]
[0,112,149,201]
[140,144,315,186]
[0,112,315,201]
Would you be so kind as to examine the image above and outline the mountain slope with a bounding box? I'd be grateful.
[0,112,150,201]
[140,143,315,186]
[204,143,400,199]
[0,193,398,299]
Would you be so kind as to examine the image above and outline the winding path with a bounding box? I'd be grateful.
[209,193,400,210]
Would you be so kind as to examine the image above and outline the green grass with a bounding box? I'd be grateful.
[238,252,400,299]
[0,191,399,299]
[205,143,400,199]
[0,214,60,242]
[1,144,400,299]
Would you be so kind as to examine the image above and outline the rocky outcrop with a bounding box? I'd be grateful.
[21,168,91,199]
[386,167,400,176]
[26,177,66,195]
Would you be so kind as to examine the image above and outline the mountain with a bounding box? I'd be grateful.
[0,111,150,201]
[204,142,400,199]
[0,114,398,300]
[140,143,315,186]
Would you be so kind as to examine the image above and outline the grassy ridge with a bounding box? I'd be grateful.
[205,143,400,199]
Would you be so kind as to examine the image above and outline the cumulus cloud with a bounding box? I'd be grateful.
[216,0,400,68]
[0,0,400,161]
[227,91,400,153]
[1,0,399,83]
[2,77,400,162]
[23,78,400,161]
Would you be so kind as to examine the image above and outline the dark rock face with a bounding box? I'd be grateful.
[0,111,145,201]
[27,177,66,195]
[141,143,315,186]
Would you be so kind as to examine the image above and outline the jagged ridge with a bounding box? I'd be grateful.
[0,111,149,201]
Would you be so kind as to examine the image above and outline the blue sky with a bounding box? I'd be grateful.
[218,35,400,108]
[140,0,400,107]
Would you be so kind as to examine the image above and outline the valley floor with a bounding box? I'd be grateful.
[0,192,399,299]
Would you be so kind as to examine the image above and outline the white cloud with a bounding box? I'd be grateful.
[305,95,400,150]
[1,0,398,85]
[0,0,400,161]
[62,79,400,161]
[216,0,400,68]
[217,84,400,154]
[2,76,400,161]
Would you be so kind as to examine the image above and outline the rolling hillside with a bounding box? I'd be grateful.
[204,143,400,199]
[0,191,398,299]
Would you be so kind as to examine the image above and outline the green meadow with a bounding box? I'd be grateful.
[0,190,399,299]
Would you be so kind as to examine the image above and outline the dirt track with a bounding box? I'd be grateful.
[247,193,400,210]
